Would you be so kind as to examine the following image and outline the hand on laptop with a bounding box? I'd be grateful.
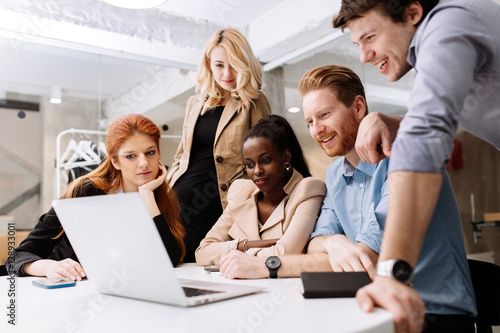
[323,235,377,279]
[220,250,268,279]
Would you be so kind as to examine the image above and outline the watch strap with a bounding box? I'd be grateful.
[265,256,281,279]
[376,259,414,286]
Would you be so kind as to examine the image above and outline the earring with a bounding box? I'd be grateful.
[284,162,291,171]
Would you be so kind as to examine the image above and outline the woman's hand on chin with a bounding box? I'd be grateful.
[139,161,167,193]
[138,161,166,217]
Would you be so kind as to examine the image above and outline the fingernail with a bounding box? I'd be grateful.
[361,302,370,311]
[76,276,81,281]
[81,272,86,277]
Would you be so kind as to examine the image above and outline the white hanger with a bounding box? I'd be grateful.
[59,139,78,165]
[98,141,108,156]
[63,140,102,170]
[81,140,101,164]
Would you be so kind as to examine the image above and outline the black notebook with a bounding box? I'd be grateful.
[300,272,372,298]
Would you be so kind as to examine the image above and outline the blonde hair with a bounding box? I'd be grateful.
[196,28,262,114]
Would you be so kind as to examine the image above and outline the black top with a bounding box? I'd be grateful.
[174,106,224,262]
[6,181,183,276]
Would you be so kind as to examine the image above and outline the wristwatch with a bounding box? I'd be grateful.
[265,256,281,279]
[376,259,414,285]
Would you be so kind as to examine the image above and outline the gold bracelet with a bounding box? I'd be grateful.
[242,239,249,252]
[237,238,245,251]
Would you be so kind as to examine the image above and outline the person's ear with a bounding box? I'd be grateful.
[406,1,423,25]
[111,158,120,171]
[352,95,367,120]
[283,149,292,163]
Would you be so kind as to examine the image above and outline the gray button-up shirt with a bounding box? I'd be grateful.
[389,0,500,173]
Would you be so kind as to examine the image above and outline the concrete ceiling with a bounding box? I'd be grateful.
[0,0,414,133]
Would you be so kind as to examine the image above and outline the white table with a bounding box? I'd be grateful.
[0,264,393,333]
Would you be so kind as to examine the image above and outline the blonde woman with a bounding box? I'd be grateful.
[168,28,271,262]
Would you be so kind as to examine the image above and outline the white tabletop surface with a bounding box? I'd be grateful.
[0,264,393,333]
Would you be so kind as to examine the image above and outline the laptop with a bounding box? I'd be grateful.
[52,192,263,307]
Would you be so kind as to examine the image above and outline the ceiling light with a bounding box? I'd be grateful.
[288,107,301,113]
[102,0,167,9]
[50,86,62,104]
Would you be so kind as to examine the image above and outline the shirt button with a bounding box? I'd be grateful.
[359,184,364,188]
[221,184,228,191]
[358,213,362,219]
[216,156,223,163]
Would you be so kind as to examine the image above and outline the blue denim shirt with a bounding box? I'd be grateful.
[311,158,385,253]
[390,0,500,174]
[311,157,477,316]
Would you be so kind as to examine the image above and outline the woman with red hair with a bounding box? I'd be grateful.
[7,114,185,280]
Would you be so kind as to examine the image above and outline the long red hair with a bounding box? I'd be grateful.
[62,114,185,262]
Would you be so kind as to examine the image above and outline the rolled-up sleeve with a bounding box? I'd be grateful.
[389,7,493,173]
[310,195,344,239]
[356,203,383,253]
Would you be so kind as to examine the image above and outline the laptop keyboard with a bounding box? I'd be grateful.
[183,286,223,297]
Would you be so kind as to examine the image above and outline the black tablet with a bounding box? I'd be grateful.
[300,272,371,298]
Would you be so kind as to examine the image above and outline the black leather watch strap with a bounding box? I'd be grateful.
[265,256,281,279]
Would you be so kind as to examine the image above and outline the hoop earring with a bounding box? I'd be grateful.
[284,162,291,171]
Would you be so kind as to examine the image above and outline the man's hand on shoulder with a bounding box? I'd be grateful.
[356,112,401,164]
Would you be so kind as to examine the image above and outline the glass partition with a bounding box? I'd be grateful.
[0,37,193,230]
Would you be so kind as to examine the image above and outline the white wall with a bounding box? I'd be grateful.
[0,108,41,229]
[40,96,101,214]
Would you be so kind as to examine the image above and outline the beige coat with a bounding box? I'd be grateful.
[167,93,271,209]
[195,169,326,265]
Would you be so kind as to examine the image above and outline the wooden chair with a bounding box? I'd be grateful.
[468,259,500,333]
[0,231,31,265]
[0,230,31,276]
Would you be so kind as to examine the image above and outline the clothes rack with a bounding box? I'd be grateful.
[55,128,180,198]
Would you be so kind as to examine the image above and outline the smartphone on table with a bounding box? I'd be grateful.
[204,264,220,273]
[32,278,77,289]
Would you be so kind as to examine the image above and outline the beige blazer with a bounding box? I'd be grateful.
[195,169,326,265]
[167,93,271,209]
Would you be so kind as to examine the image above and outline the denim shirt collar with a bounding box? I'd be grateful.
[342,158,377,184]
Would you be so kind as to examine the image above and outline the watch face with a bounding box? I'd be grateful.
[266,256,281,270]
[392,260,413,282]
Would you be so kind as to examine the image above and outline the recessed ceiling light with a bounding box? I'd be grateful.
[102,0,167,9]
[50,86,62,104]
[288,107,301,113]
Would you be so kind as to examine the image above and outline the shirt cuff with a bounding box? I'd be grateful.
[355,234,381,254]
[230,239,241,252]
[388,135,453,173]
